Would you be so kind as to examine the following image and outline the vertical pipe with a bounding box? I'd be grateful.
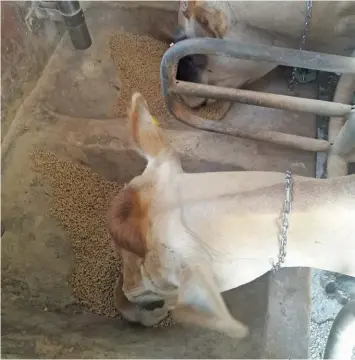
[331,109,355,157]
[58,1,92,50]
[327,51,355,178]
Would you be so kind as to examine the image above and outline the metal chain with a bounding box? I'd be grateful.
[272,170,293,273]
[278,1,311,268]
[227,0,313,90]
[288,0,313,91]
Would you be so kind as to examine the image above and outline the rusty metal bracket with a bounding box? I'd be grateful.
[160,38,355,158]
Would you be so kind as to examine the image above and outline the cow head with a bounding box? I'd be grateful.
[107,93,249,338]
[175,0,278,108]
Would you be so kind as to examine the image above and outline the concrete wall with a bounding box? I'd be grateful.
[1,1,64,139]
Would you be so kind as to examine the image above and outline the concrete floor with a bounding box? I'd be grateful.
[310,270,342,359]
[1,2,322,358]
[310,270,355,359]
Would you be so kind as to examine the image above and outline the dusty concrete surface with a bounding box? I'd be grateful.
[1,1,64,140]
[2,2,317,358]
[310,270,355,359]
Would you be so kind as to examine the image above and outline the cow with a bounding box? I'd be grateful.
[175,0,355,108]
[107,93,355,337]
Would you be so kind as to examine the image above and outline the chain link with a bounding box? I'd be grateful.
[288,0,313,91]
[272,170,293,273]
[278,1,311,267]
[279,1,311,268]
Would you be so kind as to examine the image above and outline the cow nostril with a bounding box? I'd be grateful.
[141,300,165,311]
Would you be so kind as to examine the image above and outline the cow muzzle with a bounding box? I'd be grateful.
[172,28,208,109]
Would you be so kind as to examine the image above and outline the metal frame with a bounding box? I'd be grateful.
[160,38,355,176]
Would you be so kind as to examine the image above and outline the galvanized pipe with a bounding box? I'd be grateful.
[161,39,355,82]
[161,39,355,115]
[331,110,355,157]
[58,1,92,50]
[324,300,355,360]
[160,38,355,153]
[171,81,353,117]
[214,128,330,152]
[328,74,355,143]
[169,99,330,152]
[327,51,355,178]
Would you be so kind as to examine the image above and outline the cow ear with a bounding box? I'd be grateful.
[128,92,169,160]
[171,265,249,338]
[193,4,228,38]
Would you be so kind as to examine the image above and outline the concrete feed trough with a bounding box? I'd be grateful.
[2,2,322,358]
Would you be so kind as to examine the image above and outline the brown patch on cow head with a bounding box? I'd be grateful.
[193,3,228,38]
[108,186,148,258]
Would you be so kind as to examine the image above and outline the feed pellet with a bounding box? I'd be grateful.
[31,150,173,327]
[109,31,229,121]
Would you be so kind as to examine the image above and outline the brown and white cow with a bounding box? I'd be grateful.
[175,0,355,108]
[108,93,355,337]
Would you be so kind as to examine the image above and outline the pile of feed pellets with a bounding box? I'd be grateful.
[109,31,229,121]
[30,31,229,328]
[31,150,173,327]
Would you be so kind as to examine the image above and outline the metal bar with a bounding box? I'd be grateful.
[220,129,330,152]
[328,50,355,146]
[160,39,355,152]
[169,100,329,152]
[171,81,353,117]
[331,109,355,157]
[324,300,355,360]
[58,1,92,50]
[328,74,355,143]
[327,64,355,177]
[161,38,355,80]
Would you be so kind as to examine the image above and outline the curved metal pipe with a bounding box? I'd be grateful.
[160,38,355,152]
[324,300,355,359]
[161,38,355,80]
[161,39,355,117]
[327,50,355,178]
[331,109,355,158]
